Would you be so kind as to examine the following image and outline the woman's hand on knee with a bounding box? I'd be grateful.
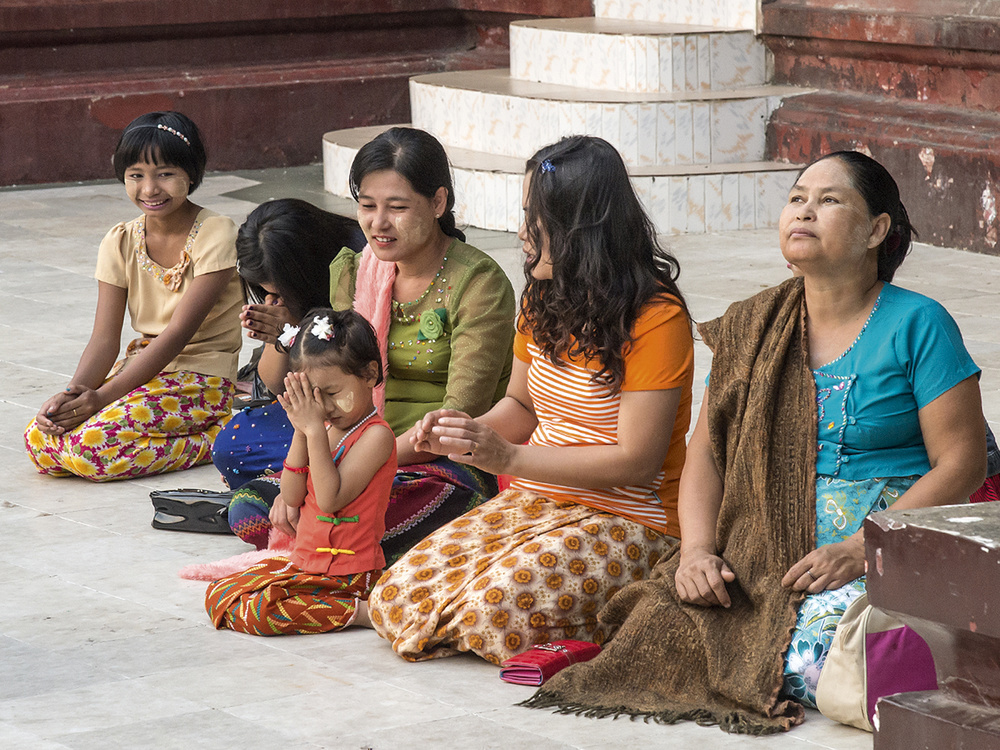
[269,495,299,537]
[675,547,736,608]
[36,391,75,434]
[782,537,865,593]
[60,388,105,428]
[38,386,102,432]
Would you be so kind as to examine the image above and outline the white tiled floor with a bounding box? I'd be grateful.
[4,166,1000,749]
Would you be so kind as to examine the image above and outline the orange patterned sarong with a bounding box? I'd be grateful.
[205,556,380,636]
[369,489,675,665]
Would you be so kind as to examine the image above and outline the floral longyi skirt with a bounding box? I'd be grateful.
[782,475,917,707]
[24,371,232,482]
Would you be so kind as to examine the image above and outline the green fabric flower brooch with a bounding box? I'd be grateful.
[418,308,447,341]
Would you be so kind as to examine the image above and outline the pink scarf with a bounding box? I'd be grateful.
[352,244,396,415]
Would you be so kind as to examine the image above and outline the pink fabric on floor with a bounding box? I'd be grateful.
[178,528,295,581]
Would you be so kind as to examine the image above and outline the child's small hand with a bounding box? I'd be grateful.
[277,372,326,434]
[269,494,300,537]
[240,295,298,345]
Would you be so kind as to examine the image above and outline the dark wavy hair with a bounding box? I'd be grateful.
[237,199,365,320]
[805,151,917,282]
[520,135,689,391]
[288,307,384,385]
[348,126,465,242]
[113,111,206,193]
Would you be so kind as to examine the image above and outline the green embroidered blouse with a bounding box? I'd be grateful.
[330,238,516,436]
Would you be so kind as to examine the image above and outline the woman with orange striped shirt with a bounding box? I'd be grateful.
[367,136,695,665]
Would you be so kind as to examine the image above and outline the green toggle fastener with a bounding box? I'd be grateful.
[316,514,360,525]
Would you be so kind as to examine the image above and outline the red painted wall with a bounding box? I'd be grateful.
[763,0,1000,254]
[0,0,592,186]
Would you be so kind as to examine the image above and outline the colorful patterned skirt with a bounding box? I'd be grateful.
[205,556,380,636]
[369,489,675,666]
[210,401,291,489]
[24,371,233,482]
[227,458,497,565]
[782,475,918,707]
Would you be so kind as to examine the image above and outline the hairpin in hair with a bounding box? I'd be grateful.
[311,315,334,341]
[156,123,191,146]
[540,159,555,173]
[278,323,300,349]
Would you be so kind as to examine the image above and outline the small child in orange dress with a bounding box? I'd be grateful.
[205,308,396,635]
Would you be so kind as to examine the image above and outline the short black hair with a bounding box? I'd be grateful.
[288,308,383,386]
[113,111,207,193]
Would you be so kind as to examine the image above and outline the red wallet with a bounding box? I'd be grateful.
[499,640,602,686]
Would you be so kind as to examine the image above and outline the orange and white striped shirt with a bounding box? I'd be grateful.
[510,298,693,537]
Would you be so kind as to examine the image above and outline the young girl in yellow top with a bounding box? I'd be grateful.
[205,309,396,635]
[24,111,243,481]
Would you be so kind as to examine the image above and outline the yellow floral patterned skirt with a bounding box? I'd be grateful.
[370,489,676,665]
[24,371,232,482]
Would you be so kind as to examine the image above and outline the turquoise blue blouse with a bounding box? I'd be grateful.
[813,283,979,479]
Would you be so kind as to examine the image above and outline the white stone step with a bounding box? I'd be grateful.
[409,69,804,168]
[323,124,800,236]
[596,0,757,31]
[510,18,767,94]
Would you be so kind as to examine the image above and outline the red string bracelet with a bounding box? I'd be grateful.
[282,460,309,474]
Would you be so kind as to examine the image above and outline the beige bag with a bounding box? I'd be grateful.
[815,592,937,732]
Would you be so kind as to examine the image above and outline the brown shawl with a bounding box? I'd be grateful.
[523,277,817,734]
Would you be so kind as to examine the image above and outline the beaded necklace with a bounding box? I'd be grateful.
[391,255,448,324]
[329,407,379,462]
[136,215,201,292]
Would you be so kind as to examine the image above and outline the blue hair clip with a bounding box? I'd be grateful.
[540,159,555,173]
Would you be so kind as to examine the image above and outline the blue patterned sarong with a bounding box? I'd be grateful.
[782,475,917,707]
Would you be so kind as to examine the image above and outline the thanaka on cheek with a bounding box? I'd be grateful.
[335,392,355,412]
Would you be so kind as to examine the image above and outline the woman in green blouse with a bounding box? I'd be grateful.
[228,128,515,564]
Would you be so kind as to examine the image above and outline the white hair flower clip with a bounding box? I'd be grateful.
[277,323,300,349]
[311,315,334,341]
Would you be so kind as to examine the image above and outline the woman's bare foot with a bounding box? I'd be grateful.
[353,600,373,629]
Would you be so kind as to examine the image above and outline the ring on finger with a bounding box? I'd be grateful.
[806,569,817,579]
[468,441,479,456]
[73,408,78,417]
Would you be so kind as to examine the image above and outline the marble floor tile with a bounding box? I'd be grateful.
[0,679,205,739]
[223,680,468,744]
[0,723,74,750]
[339,712,581,750]
[51,710,321,750]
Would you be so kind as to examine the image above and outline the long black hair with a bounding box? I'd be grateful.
[521,135,689,391]
[237,199,365,320]
[806,151,917,282]
[113,111,206,193]
[348,127,465,242]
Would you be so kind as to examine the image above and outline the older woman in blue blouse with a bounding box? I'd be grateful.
[676,151,986,706]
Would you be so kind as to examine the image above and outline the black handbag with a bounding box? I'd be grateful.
[150,488,235,534]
